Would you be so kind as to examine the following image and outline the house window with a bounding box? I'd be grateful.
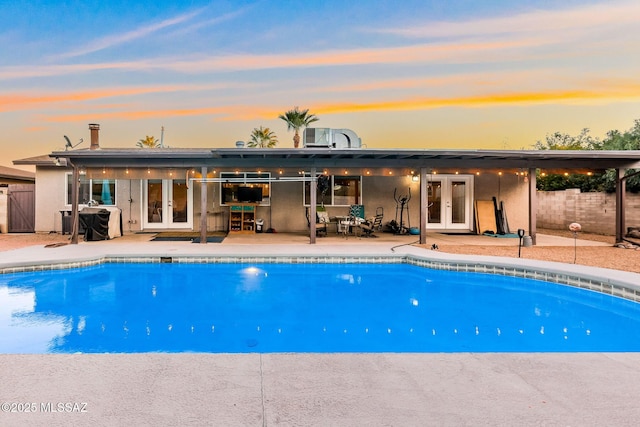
[220,172,270,205]
[66,173,116,206]
[304,175,361,206]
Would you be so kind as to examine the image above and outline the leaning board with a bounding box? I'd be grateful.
[475,200,496,234]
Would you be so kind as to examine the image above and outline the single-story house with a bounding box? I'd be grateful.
[14,124,640,244]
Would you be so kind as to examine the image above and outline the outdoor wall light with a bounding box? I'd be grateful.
[411,174,419,182]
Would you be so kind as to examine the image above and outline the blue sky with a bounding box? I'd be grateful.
[2,0,640,168]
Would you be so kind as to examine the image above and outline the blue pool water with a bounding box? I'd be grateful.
[1,263,639,354]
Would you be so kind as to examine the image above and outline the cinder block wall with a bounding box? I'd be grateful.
[537,189,640,234]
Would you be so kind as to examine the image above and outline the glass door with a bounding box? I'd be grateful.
[143,179,192,229]
[427,175,473,231]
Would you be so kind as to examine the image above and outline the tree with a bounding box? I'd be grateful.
[137,135,159,148]
[247,126,278,148]
[534,128,601,150]
[278,106,319,148]
[599,119,640,192]
[534,121,640,193]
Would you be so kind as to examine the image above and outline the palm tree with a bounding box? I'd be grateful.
[248,126,278,148]
[136,135,159,148]
[278,106,319,148]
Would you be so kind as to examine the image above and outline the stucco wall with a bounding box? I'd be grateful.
[474,173,530,234]
[33,168,143,233]
[537,189,640,234]
[34,168,67,232]
[193,174,531,234]
[33,168,532,235]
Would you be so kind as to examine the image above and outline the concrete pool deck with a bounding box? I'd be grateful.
[2,234,640,426]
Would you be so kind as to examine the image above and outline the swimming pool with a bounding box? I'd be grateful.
[2,262,640,353]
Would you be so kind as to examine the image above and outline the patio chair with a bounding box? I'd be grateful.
[306,207,328,236]
[359,212,383,238]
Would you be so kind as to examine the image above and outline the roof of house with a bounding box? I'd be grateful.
[13,154,58,167]
[33,147,640,174]
[13,147,640,177]
[0,165,35,182]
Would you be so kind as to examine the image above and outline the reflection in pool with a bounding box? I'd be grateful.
[1,263,639,353]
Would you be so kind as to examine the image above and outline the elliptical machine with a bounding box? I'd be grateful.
[389,187,411,234]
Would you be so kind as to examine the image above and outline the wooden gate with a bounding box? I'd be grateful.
[8,184,35,233]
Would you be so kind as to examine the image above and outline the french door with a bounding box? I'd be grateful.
[427,175,473,231]
[143,179,192,229]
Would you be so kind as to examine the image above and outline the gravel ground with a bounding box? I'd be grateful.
[1,229,638,273]
[425,229,640,274]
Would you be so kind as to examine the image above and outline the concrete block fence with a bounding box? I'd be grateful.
[537,189,640,235]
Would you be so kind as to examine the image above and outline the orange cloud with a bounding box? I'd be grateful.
[229,87,640,120]
[32,84,640,124]
[0,83,256,112]
[41,106,240,123]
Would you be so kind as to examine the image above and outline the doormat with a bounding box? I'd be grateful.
[483,232,519,238]
[192,236,225,243]
[151,231,226,243]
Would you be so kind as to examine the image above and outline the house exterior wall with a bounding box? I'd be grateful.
[474,173,530,234]
[32,167,143,233]
[117,179,142,233]
[192,174,530,234]
[34,168,67,232]
[537,189,640,234]
[34,167,532,235]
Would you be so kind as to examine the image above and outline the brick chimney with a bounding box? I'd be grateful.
[89,123,100,150]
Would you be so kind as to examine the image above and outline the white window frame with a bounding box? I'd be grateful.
[303,174,363,206]
[65,172,117,207]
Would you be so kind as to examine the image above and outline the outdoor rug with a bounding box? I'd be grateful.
[483,232,519,238]
[151,232,226,243]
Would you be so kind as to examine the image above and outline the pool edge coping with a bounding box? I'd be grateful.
[2,251,640,304]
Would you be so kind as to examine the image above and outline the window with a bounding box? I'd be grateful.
[220,172,270,205]
[304,175,361,206]
[66,173,116,206]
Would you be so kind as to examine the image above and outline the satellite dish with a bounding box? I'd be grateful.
[64,135,83,150]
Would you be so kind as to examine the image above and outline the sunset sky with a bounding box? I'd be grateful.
[2,0,640,169]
